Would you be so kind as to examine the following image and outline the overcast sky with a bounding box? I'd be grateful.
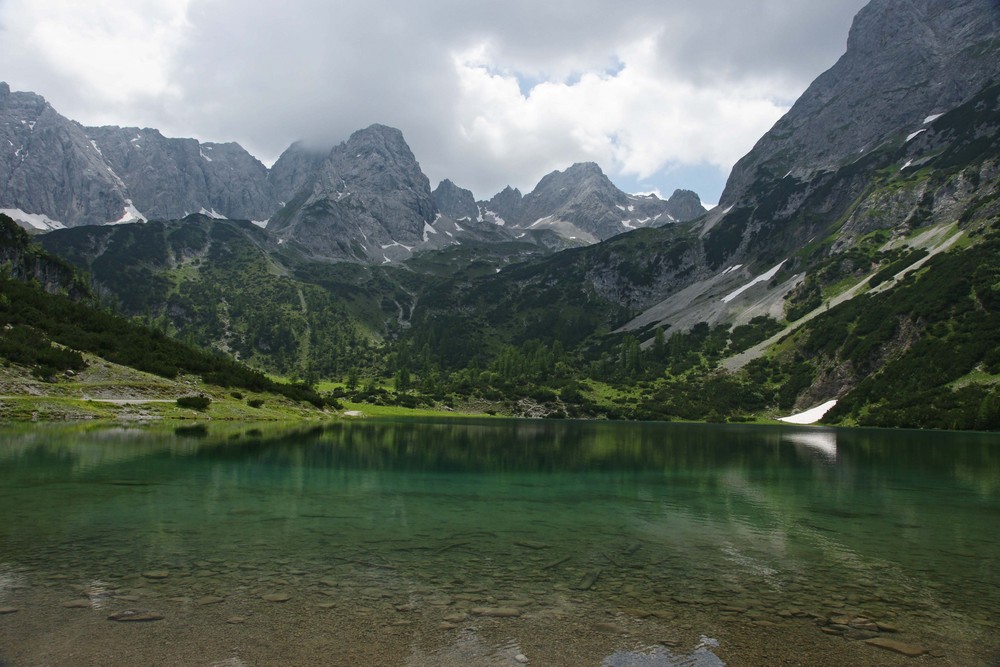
[0,0,869,204]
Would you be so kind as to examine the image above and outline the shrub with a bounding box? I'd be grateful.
[177,395,211,410]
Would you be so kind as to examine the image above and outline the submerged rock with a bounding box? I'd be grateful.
[107,610,164,622]
[865,638,928,656]
[62,599,91,609]
[196,596,225,605]
[470,607,521,618]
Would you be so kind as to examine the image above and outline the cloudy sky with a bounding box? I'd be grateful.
[0,0,868,204]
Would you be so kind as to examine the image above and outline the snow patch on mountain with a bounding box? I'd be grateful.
[721,260,786,303]
[0,208,66,231]
[198,208,227,220]
[779,400,838,425]
[107,200,147,225]
[423,221,437,242]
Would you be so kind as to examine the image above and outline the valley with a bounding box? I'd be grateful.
[2,0,1000,430]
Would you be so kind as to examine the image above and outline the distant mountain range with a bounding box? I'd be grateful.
[0,83,704,260]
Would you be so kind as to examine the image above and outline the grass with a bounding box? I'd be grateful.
[948,367,1000,390]
[339,401,486,419]
[0,353,333,423]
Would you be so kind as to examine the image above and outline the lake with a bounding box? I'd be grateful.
[0,419,997,666]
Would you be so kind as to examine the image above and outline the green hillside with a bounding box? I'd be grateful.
[0,214,328,417]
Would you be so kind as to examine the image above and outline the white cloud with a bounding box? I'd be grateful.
[448,35,789,196]
[1,0,190,120]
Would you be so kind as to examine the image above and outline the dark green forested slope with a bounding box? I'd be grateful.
[0,214,325,407]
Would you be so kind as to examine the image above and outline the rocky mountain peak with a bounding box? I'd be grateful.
[319,124,431,195]
[269,141,328,205]
[525,162,622,200]
[480,186,524,225]
[720,0,1000,206]
[268,124,437,260]
[504,162,703,242]
[665,189,705,221]
[1,86,128,228]
[432,179,479,221]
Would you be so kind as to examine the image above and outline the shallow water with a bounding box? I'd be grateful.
[0,419,998,666]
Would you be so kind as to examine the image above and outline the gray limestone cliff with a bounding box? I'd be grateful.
[268,141,329,206]
[86,126,274,221]
[1,82,276,227]
[0,83,128,227]
[432,179,479,221]
[720,0,1000,206]
[267,124,438,260]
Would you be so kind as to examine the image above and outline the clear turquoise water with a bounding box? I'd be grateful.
[0,420,998,666]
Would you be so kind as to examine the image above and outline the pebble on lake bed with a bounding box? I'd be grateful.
[865,638,928,657]
[197,596,226,605]
[262,593,291,602]
[107,610,164,622]
[62,600,91,609]
[0,607,19,614]
[469,607,521,618]
[142,571,169,580]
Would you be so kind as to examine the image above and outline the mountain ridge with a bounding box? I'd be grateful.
[1,82,703,259]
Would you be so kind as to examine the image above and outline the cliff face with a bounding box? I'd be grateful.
[266,124,438,261]
[0,213,89,300]
[0,82,277,228]
[86,126,274,222]
[0,83,128,228]
[720,0,1000,206]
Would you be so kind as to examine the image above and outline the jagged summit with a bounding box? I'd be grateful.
[0,84,128,227]
[720,0,1000,206]
[1,82,706,260]
[267,123,437,261]
[0,83,275,228]
[478,162,705,243]
[432,179,479,221]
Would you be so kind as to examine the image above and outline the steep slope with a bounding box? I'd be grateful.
[39,215,410,378]
[86,126,274,222]
[267,124,438,261]
[268,141,329,206]
[0,213,325,411]
[389,0,1000,428]
[0,83,129,228]
[0,213,89,299]
[0,82,279,228]
[720,0,1000,206]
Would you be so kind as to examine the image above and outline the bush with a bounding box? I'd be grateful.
[177,395,211,410]
[247,398,265,408]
